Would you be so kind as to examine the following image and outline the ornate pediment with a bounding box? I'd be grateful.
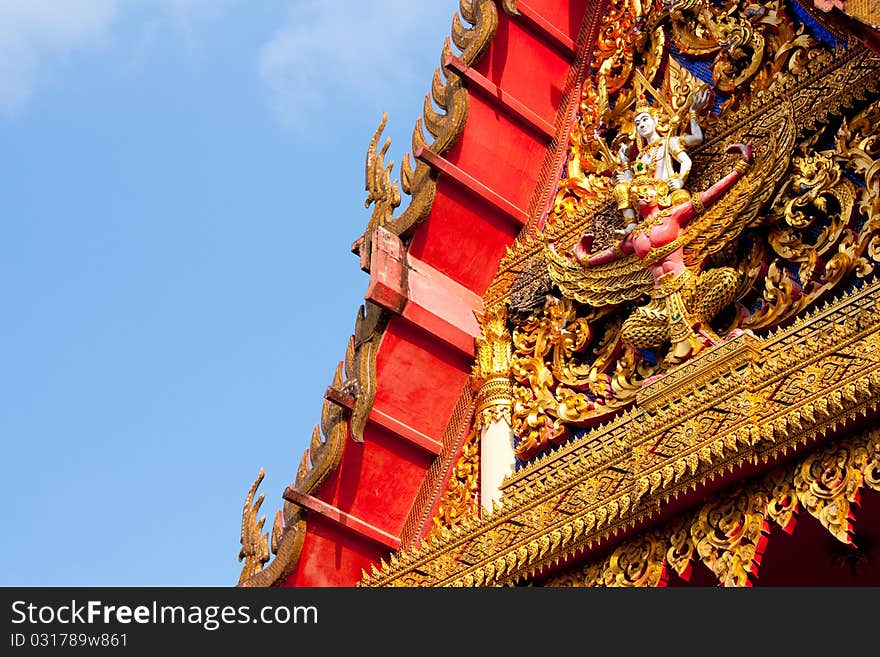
[361,278,880,586]
[490,0,880,462]
[362,0,880,586]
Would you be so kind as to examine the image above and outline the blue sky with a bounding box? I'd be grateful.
[1,0,462,586]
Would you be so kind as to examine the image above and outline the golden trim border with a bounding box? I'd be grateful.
[359,277,880,586]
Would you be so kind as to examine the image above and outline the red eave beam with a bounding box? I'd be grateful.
[371,406,442,456]
[324,385,442,456]
[444,54,555,140]
[415,145,529,229]
[365,225,483,358]
[511,1,577,59]
[283,487,401,551]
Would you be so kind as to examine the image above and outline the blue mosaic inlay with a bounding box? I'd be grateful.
[791,0,844,49]
[669,44,727,114]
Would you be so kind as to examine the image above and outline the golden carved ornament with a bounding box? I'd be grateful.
[499,0,520,17]
[536,429,880,588]
[667,0,825,100]
[593,0,639,96]
[426,425,480,541]
[864,431,880,492]
[509,296,658,459]
[477,390,513,429]
[837,99,880,262]
[363,113,401,233]
[742,115,877,330]
[472,306,515,431]
[359,286,880,586]
[764,466,799,534]
[550,0,667,222]
[691,489,770,587]
[473,307,513,385]
[794,440,868,543]
[602,532,668,586]
[544,531,668,587]
[510,3,880,463]
[237,468,270,585]
[666,516,696,581]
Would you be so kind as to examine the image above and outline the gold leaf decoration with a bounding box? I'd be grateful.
[237,468,270,585]
[794,440,867,543]
[427,425,480,540]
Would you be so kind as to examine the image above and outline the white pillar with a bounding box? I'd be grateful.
[479,414,515,512]
[472,307,515,516]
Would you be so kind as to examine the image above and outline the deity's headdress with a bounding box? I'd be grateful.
[634,91,655,119]
[631,69,674,123]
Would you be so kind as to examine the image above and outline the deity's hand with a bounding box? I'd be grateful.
[668,175,684,190]
[690,87,712,114]
[617,142,632,164]
[573,233,595,265]
[614,168,633,184]
[612,223,637,240]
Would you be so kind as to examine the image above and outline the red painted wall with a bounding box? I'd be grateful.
[521,0,592,40]
[472,11,572,124]
[372,316,471,439]
[282,0,597,587]
[443,97,549,211]
[284,516,383,587]
[318,422,435,536]
[407,179,520,294]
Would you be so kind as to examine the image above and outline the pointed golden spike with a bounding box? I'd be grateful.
[271,510,283,555]
[311,423,329,457]
[459,0,476,25]
[331,358,345,387]
[431,66,448,111]
[423,93,445,138]
[411,117,428,153]
[451,12,471,51]
[400,153,414,195]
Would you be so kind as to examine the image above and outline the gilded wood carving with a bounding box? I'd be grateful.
[362,0,880,586]
[488,0,880,461]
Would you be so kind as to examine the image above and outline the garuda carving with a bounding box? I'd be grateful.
[503,0,880,461]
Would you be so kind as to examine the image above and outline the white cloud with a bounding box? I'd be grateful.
[0,0,119,113]
[148,0,233,43]
[258,1,457,132]
[0,0,235,115]
[0,0,455,122]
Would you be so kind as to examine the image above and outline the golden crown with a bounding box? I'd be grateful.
[634,92,654,116]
